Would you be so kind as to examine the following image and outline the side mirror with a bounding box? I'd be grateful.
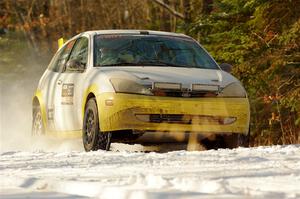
[220,63,233,73]
[66,59,85,72]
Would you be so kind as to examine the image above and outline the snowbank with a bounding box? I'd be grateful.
[1,144,299,198]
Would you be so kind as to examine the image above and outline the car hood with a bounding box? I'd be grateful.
[99,66,238,88]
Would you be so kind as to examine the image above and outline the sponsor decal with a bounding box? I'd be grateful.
[48,108,54,120]
[62,83,74,105]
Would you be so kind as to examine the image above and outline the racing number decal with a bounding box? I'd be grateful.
[62,83,74,105]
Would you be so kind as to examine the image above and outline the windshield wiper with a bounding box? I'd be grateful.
[98,62,141,67]
[135,60,169,66]
[137,60,193,68]
[97,61,202,68]
[98,61,177,67]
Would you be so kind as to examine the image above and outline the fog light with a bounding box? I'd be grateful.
[222,117,237,125]
[192,84,219,92]
[135,114,150,122]
[154,82,181,90]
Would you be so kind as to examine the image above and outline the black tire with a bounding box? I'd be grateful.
[238,126,250,148]
[235,133,250,148]
[203,128,250,149]
[32,106,45,136]
[82,98,111,151]
[223,133,249,149]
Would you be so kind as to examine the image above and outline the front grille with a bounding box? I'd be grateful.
[151,89,218,98]
[150,114,184,123]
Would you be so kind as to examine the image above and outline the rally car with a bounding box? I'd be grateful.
[32,30,250,151]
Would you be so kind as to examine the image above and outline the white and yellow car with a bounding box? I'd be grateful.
[32,30,250,151]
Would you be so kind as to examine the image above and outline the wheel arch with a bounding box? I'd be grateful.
[32,90,47,131]
[82,92,97,119]
[81,84,100,119]
[85,93,96,108]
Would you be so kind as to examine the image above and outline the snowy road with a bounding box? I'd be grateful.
[1,144,300,199]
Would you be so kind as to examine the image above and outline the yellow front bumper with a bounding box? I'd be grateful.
[97,93,250,134]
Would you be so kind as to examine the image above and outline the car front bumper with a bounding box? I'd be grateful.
[97,93,250,135]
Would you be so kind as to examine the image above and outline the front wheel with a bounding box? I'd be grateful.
[82,98,111,151]
[223,132,250,149]
[202,132,250,149]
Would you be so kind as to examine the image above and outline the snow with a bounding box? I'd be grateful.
[1,143,300,199]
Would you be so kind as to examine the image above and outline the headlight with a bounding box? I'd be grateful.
[219,82,247,97]
[110,78,153,95]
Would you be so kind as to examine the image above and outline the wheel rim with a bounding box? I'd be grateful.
[33,111,43,135]
[84,109,95,145]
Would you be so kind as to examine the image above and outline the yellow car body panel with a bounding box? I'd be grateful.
[97,93,250,135]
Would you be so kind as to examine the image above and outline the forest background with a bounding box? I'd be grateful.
[0,0,299,145]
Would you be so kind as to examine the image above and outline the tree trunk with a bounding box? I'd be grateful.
[202,0,213,15]
[162,0,171,31]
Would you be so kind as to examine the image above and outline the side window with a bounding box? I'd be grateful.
[66,37,88,72]
[47,51,60,72]
[55,41,76,72]
[48,40,75,72]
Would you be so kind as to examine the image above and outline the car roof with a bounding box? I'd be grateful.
[82,29,190,38]
[60,30,193,51]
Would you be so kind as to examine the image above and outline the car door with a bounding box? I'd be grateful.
[53,36,89,132]
[40,40,76,132]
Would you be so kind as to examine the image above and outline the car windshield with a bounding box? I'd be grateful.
[94,34,219,69]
